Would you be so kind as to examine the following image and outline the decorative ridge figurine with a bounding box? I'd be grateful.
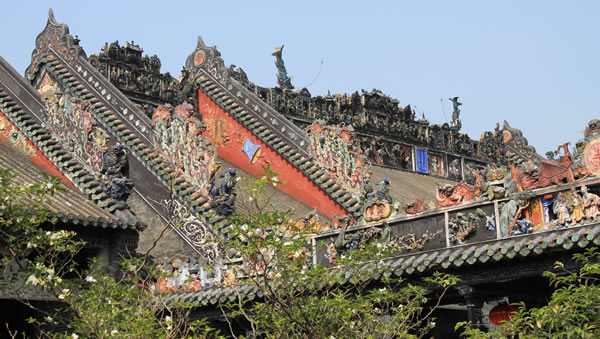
[449,97,462,130]
[209,168,238,217]
[271,45,294,90]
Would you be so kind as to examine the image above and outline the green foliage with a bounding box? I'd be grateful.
[26,259,222,338]
[0,169,221,338]
[239,163,285,214]
[457,248,600,338]
[2,164,462,338]
[0,169,81,292]
[223,167,460,338]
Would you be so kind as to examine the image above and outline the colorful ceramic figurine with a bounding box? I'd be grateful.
[570,190,585,225]
[553,199,571,228]
[582,185,600,221]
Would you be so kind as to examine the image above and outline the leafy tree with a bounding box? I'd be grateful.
[221,165,459,338]
[2,163,460,338]
[457,248,600,339]
[0,169,220,338]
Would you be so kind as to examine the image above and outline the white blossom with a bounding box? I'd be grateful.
[110,329,118,335]
[25,274,38,286]
[71,334,79,339]
[85,276,97,283]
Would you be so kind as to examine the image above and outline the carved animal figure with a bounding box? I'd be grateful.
[209,168,237,216]
[403,199,424,214]
[509,144,574,191]
[436,183,473,207]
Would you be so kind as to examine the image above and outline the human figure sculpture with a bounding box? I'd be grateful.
[209,168,238,217]
[570,191,585,224]
[581,185,600,220]
[553,200,571,228]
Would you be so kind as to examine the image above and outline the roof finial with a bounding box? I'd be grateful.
[48,8,56,23]
[272,45,294,90]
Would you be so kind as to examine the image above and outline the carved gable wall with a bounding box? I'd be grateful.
[37,72,110,174]
[198,90,347,219]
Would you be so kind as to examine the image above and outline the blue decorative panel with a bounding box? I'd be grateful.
[242,138,261,164]
[416,149,428,173]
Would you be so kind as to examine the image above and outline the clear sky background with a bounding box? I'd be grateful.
[2,1,598,156]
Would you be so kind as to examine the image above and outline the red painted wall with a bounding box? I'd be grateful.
[0,110,79,192]
[198,90,347,219]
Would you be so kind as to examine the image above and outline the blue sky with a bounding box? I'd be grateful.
[2,1,598,156]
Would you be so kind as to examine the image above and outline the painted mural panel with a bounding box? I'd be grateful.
[0,110,76,189]
[527,196,544,228]
[464,160,487,185]
[0,112,37,157]
[428,152,444,176]
[447,155,462,181]
[389,143,413,170]
[198,90,348,219]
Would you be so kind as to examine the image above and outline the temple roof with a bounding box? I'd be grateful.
[0,56,138,221]
[166,221,600,305]
[186,37,366,217]
[0,138,141,230]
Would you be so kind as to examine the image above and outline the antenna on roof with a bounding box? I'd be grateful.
[301,60,323,90]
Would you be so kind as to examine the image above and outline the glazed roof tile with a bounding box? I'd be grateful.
[168,222,600,305]
[0,140,140,230]
[0,56,138,222]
